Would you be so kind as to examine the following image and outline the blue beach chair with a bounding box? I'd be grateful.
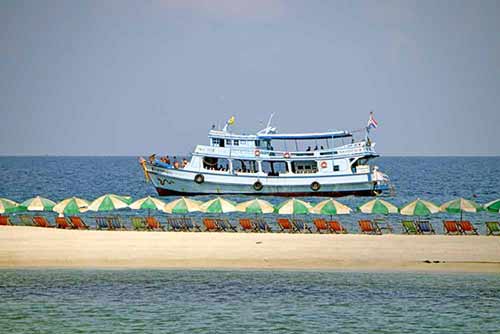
[415,221,435,234]
[255,219,272,232]
[95,217,110,230]
[182,217,201,232]
[167,217,184,231]
[216,218,237,232]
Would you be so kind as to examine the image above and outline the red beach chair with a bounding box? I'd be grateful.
[203,218,220,232]
[457,221,478,235]
[358,220,382,234]
[313,219,330,233]
[328,220,348,234]
[443,221,461,235]
[69,216,89,230]
[239,218,255,232]
[33,216,53,228]
[277,218,295,233]
[0,216,12,226]
[55,217,71,229]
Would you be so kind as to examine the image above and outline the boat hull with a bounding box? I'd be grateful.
[146,165,388,197]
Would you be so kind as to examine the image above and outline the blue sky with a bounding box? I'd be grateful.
[1,0,499,155]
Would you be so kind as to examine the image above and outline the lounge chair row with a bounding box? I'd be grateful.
[1,215,499,235]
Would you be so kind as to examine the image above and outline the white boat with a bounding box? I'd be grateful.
[140,116,391,197]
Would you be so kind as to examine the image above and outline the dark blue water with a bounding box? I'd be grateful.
[1,156,499,233]
[0,270,499,334]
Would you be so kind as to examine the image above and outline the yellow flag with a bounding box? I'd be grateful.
[228,116,235,125]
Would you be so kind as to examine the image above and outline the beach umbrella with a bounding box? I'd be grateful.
[357,199,398,215]
[310,199,352,218]
[53,197,90,215]
[484,199,500,213]
[275,198,312,215]
[235,198,275,214]
[0,198,20,214]
[19,196,56,212]
[129,196,166,216]
[440,198,483,221]
[88,194,132,212]
[400,198,440,216]
[163,197,202,214]
[200,197,238,213]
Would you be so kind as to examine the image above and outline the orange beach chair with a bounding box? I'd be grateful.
[457,221,478,235]
[203,218,220,232]
[69,216,89,229]
[313,219,329,233]
[239,218,255,232]
[33,216,53,228]
[55,217,71,229]
[0,216,12,226]
[145,216,164,231]
[443,220,461,235]
[358,220,382,234]
[277,218,295,233]
[328,220,348,234]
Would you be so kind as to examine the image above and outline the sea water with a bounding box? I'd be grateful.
[0,157,499,333]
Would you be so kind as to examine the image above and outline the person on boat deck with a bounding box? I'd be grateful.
[173,156,179,169]
[165,156,171,164]
[314,145,318,150]
[306,146,311,151]
[149,154,156,163]
[320,146,324,150]
[182,159,188,168]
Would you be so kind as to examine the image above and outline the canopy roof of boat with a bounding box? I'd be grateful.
[257,130,352,140]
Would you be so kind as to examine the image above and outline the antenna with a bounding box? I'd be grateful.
[266,113,274,129]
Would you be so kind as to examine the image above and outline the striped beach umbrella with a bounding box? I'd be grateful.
[400,198,440,216]
[19,196,56,212]
[53,197,90,215]
[310,199,352,215]
[484,199,500,213]
[275,198,312,215]
[88,194,132,212]
[200,197,238,213]
[163,197,202,214]
[236,198,275,214]
[357,199,398,215]
[0,198,20,214]
[129,196,166,217]
[440,198,483,221]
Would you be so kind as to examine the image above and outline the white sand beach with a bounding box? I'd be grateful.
[1,226,499,272]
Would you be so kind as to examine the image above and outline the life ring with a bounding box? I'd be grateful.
[194,174,204,184]
[320,161,328,169]
[254,149,261,157]
[283,152,291,159]
[253,180,263,191]
[310,181,321,191]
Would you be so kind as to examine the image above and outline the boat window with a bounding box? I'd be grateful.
[226,139,232,146]
[233,139,239,146]
[203,157,229,172]
[291,161,318,174]
[255,140,261,147]
[261,161,288,176]
[232,159,257,173]
[333,165,340,172]
[211,138,220,146]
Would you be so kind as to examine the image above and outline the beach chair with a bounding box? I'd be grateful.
[182,217,201,232]
[292,219,312,233]
[96,217,111,230]
[216,218,237,232]
[415,220,435,234]
[33,216,53,228]
[0,216,12,226]
[255,219,272,232]
[145,216,164,231]
[328,220,348,234]
[277,218,295,233]
[203,218,220,232]
[358,220,382,234]
[443,220,461,235]
[167,217,185,231]
[239,218,255,232]
[485,222,500,236]
[313,219,330,233]
[55,217,71,229]
[401,220,419,234]
[69,216,89,229]
[457,221,478,235]
[19,215,34,226]
[131,217,147,230]
[109,217,126,230]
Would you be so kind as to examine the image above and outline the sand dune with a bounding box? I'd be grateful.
[1,226,499,272]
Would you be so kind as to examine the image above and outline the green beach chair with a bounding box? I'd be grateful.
[401,220,419,234]
[131,217,147,230]
[485,222,500,236]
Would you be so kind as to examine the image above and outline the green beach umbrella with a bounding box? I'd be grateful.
[53,197,90,215]
[357,199,398,215]
[235,198,275,214]
[400,198,440,216]
[310,199,352,216]
[484,199,500,213]
[200,197,238,213]
[19,196,56,212]
[163,197,202,214]
[440,198,483,221]
[129,196,166,217]
[0,198,20,214]
[88,194,132,212]
[275,198,312,215]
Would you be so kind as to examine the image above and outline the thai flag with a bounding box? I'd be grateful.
[367,112,378,129]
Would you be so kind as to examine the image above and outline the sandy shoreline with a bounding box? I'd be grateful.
[1,226,499,273]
